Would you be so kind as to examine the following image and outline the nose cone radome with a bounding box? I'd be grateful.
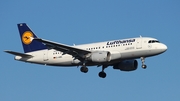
[160,44,168,52]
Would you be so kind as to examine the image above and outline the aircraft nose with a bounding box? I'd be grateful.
[161,44,168,52]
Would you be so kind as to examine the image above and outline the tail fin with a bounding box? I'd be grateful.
[17,23,47,53]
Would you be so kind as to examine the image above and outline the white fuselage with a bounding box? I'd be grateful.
[15,37,167,66]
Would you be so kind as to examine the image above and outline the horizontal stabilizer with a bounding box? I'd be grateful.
[4,50,33,57]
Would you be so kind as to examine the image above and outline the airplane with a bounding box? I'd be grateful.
[4,23,167,78]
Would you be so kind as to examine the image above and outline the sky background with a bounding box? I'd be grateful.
[1,0,180,101]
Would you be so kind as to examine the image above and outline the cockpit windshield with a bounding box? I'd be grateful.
[148,40,160,43]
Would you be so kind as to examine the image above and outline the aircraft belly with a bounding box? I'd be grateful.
[120,49,162,59]
[47,55,75,66]
[120,50,147,59]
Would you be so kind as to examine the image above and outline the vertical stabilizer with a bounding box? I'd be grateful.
[17,23,47,53]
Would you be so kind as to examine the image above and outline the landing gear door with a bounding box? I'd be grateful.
[136,38,142,49]
[43,50,48,61]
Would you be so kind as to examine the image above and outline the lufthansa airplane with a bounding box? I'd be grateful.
[5,23,167,78]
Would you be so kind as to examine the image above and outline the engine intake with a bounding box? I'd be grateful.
[113,60,138,71]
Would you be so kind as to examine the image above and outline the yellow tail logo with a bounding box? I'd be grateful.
[22,31,34,45]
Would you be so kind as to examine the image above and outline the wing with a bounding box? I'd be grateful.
[33,38,91,60]
[4,50,33,57]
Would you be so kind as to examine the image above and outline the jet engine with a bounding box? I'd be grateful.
[113,60,138,71]
[89,51,111,62]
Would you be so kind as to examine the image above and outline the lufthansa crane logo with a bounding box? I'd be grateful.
[22,31,33,45]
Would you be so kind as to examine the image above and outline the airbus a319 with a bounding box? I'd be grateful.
[5,23,167,78]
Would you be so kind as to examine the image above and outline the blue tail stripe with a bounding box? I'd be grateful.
[17,23,47,53]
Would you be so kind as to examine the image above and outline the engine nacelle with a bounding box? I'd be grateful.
[89,51,111,62]
[113,60,138,71]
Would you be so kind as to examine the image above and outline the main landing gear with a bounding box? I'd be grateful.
[80,65,88,73]
[98,65,107,78]
[80,61,88,73]
[141,57,147,69]
[80,65,108,78]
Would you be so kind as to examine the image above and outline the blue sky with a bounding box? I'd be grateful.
[1,0,180,101]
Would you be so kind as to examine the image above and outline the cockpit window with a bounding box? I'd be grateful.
[148,40,160,43]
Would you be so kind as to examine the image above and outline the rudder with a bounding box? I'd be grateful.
[17,23,47,53]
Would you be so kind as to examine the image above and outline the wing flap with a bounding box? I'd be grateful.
[4,50,33,57]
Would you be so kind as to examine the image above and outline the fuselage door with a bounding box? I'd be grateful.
[136,38,142,49]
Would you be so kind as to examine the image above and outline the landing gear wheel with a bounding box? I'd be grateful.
[98,71,106,78]
[142,65,147,69]
[80,66,88,73]
[140,57,147,69]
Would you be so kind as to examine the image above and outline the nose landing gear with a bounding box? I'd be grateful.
[141,57,147,69]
